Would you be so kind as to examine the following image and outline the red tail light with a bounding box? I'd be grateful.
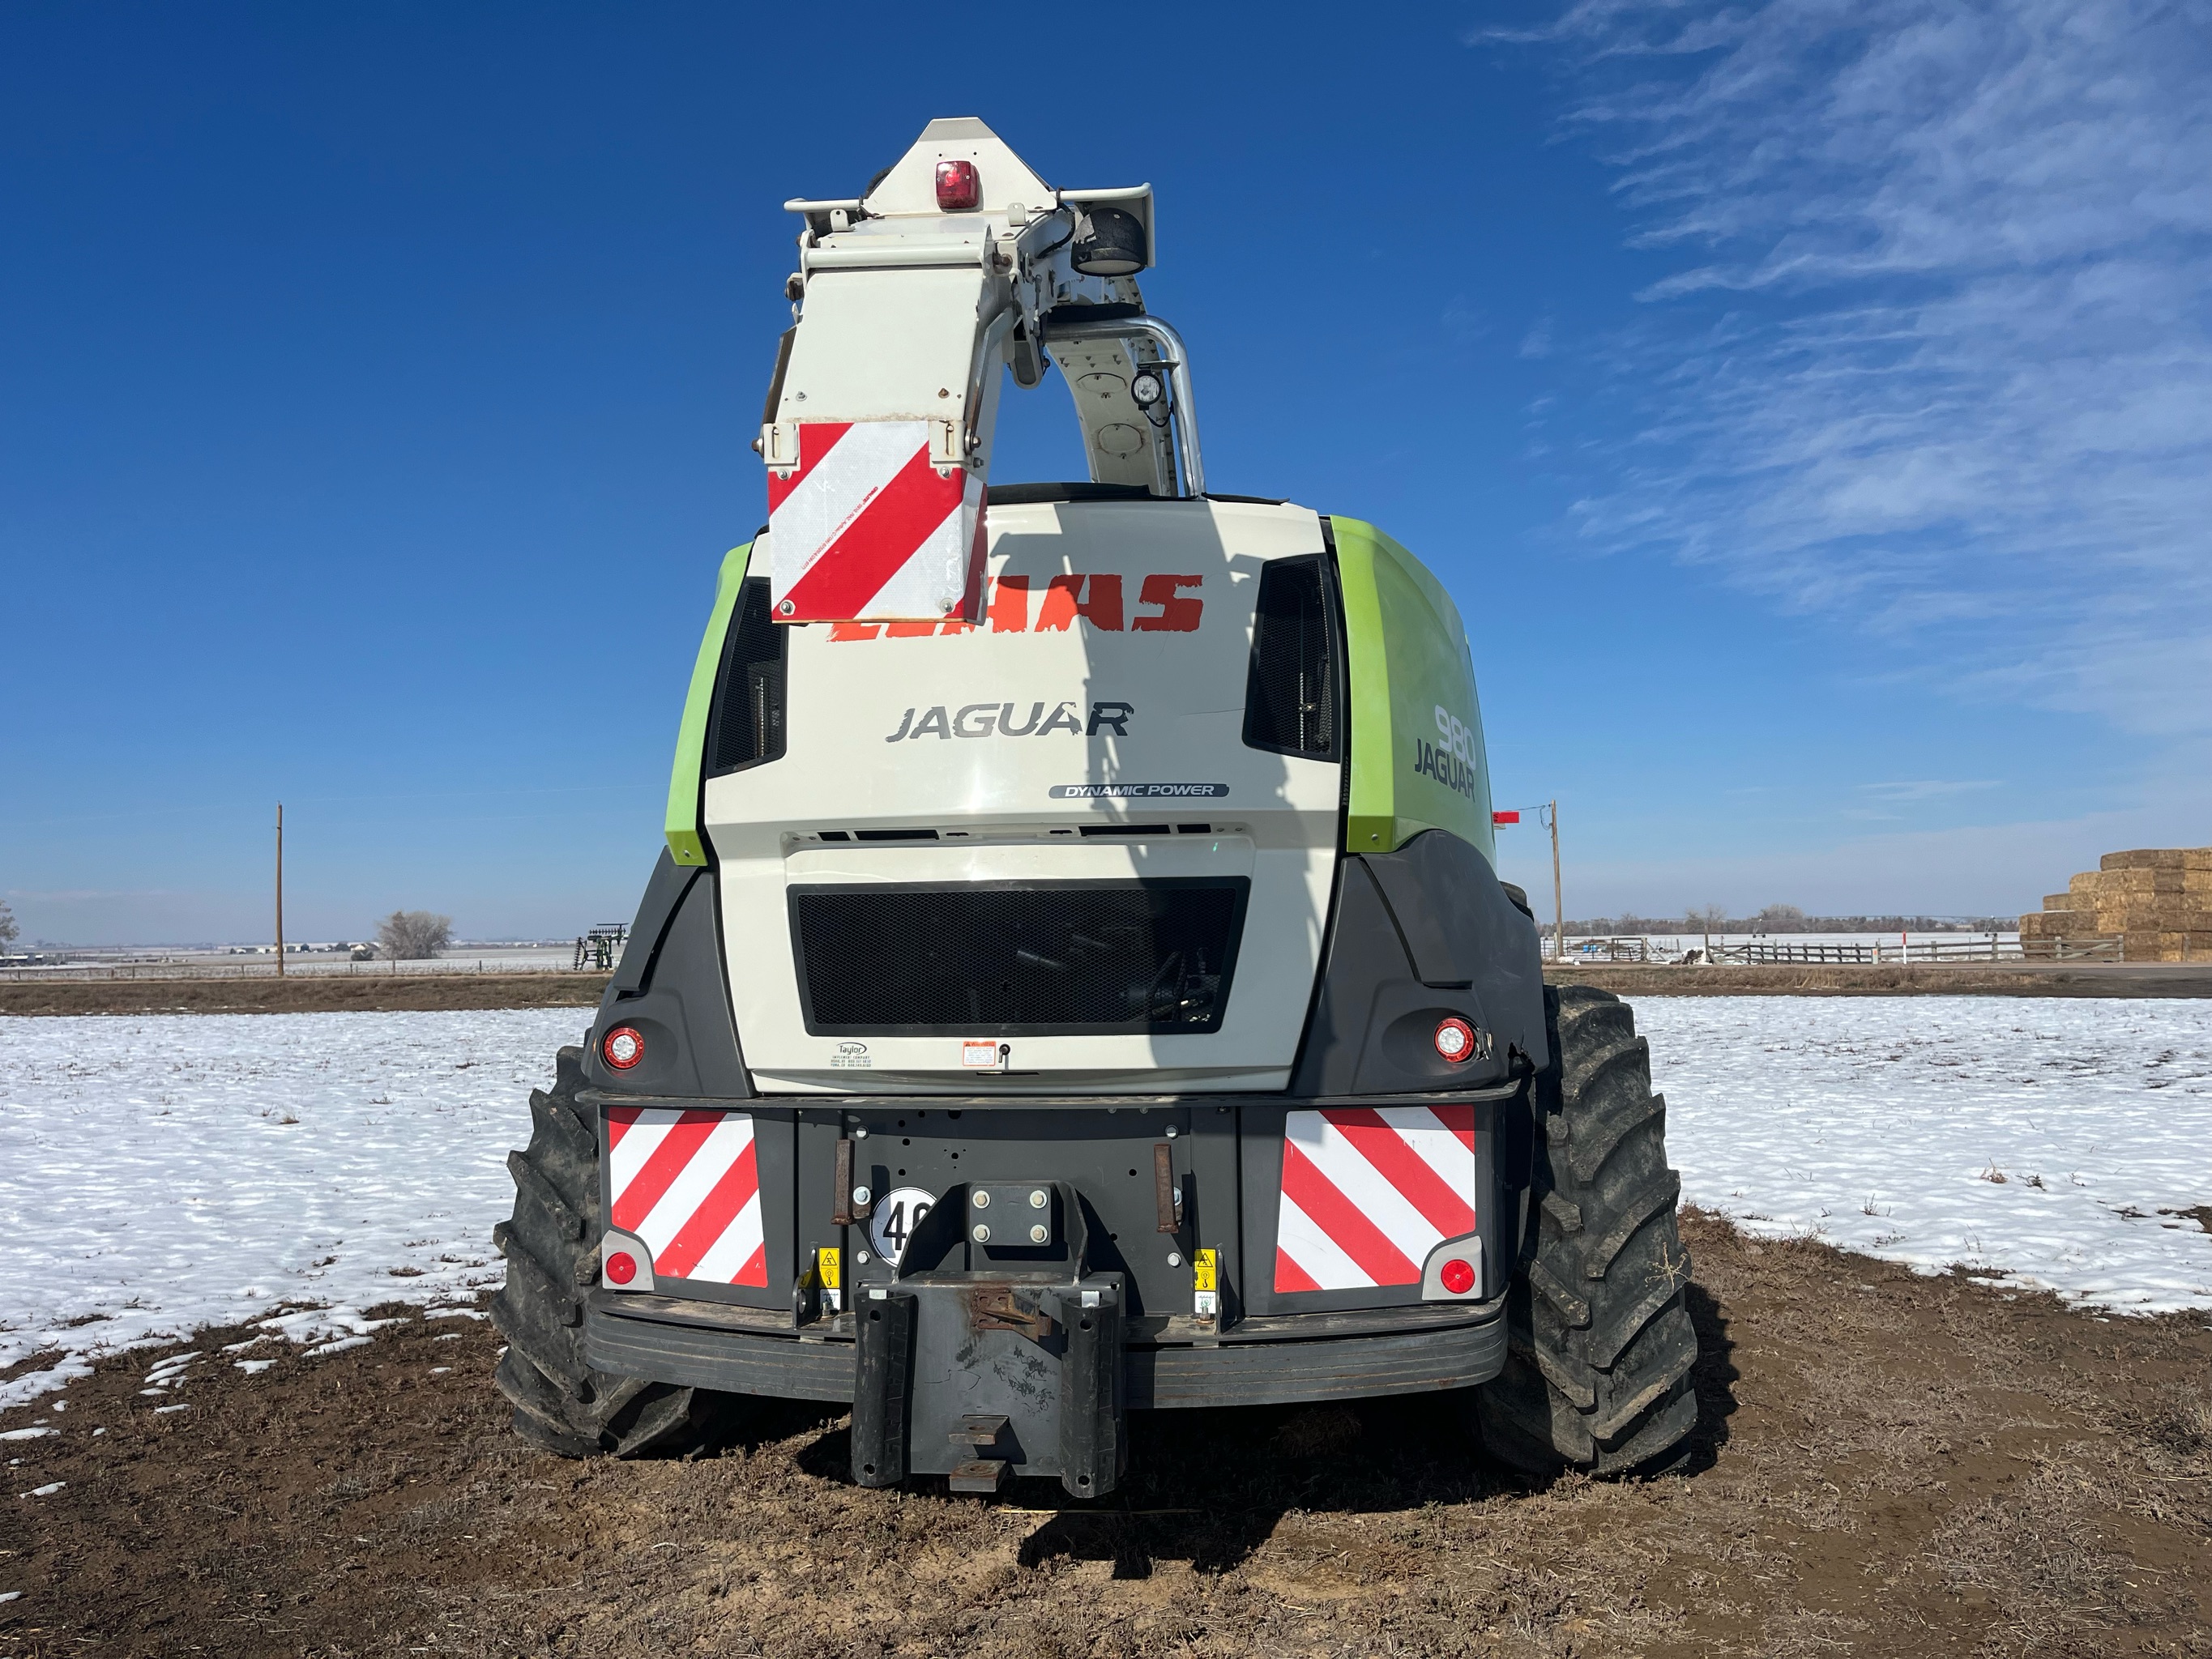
[602,1026,644,1070]
[935,159,981,211]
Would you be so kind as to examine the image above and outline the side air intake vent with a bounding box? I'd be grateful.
[1243,556,1338,758]
[788,879,1249,1036]
[706,577,786,775]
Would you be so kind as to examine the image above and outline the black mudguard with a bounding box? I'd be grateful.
[1289,830,1548,1237]
[1291,829,1547,1094]
[583,850,752,1098]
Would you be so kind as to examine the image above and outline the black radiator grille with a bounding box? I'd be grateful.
[706,577,786,774]
[789,879,1250,1036]
[1243,556,1339,758]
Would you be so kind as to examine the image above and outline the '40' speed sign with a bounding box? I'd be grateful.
[868,1187,934,1266]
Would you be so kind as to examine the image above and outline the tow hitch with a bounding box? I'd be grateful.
[849,1182,1128,1496]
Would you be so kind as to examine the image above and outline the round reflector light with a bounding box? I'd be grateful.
[1433,1017,1475,1062]
[1440,1256,1475,1294]
[603,1026,644,1070]
[605,1250,638,1286]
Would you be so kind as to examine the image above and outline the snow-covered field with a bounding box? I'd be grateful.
[1,997,2207,1410]
[1642,997,2212,1314]
[0,1010,582,1409]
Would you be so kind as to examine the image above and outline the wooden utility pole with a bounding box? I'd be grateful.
[275,804,285,977]
[1546,799,1563,965]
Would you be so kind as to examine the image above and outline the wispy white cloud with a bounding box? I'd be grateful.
[1858,778,2001,802]
[1497,2,2212,737]
[1443,295,1490,345]
[4,888,185,901]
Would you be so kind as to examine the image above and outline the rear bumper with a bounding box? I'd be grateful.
[584,1289,1507,1410]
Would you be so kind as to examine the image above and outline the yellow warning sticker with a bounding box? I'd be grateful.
[1193,1248,1217,1292]
[818,1247,841,1290]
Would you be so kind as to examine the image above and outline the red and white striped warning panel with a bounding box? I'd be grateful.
[767,420,985,624]
[604,1107,768,1287]
[1275,1105,1476,1291]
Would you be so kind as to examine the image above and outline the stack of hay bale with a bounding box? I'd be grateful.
[2020,847,2212,962]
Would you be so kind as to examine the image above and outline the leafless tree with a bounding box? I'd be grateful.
[1754,902,1808,934]
[376,910,453,960]
[0,899,17,951]
[1685,903,1728,932]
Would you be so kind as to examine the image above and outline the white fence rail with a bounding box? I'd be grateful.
[1707,937,2122,965]
[1539,933,2127,966]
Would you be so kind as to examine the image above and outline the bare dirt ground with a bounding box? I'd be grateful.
[1547,962,2212,999]
[6,964,2204,1019]
[0,974,609,1017]
[4,1212,2206,1658]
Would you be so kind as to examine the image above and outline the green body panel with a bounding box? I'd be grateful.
[664,544,752,867]
[1332,518,1496,864]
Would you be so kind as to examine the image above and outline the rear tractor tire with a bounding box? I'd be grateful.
[490,1045,731,1457]
[1477,985,1701,1477]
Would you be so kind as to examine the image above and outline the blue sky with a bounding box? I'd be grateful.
[4,2,2207,945]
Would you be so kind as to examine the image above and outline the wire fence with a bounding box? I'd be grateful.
[0,956,603,984]
[1544,936,1663,962]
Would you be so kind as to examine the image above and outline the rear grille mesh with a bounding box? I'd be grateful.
[789,880,1249,1036]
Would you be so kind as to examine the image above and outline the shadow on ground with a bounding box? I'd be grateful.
[1678,1277,1740,1477]
[775,1284,1743,1578]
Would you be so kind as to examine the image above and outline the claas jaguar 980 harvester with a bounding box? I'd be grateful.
[492,119,1698,1495]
